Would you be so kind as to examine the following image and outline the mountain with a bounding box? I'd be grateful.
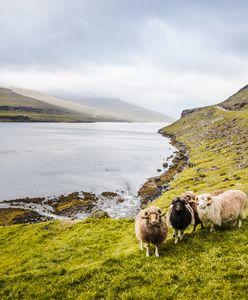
[53,93,175,122]
[149,84,248,207]
[0,87,97,122]
[218,84,248,111]
[0,86,174,122]
[181,84,248,118]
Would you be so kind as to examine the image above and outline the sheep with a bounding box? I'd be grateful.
[135,206,167,257]
[167,197,194,243]
[193,190,247,232]
[181,191,204,231]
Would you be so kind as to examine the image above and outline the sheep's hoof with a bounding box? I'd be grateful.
[175,239,178,244]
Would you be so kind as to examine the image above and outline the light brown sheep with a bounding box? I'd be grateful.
[195,190,247,232]
[135,206,167,257]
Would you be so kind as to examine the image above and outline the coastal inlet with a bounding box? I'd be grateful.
[0,122,178,224]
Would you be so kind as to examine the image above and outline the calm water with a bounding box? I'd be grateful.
[0,123,174,206]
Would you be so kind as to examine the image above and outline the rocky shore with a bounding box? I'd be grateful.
[0,130,188,226]
[0,191,116,226]
[138,130,189,206]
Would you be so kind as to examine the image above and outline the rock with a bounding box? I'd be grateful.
[89,209,110,219]
[188,163,195,167]
[101,191,118,198]
[157,169,162,172]
[223,178,230,182]
[239,163,248,169]
[163,162,168,168]
[211,166,219,171]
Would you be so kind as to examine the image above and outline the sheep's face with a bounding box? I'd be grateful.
[182,191,195,202]
[172,197,186,212]
[197,194,212,209]
[143,207,163,226]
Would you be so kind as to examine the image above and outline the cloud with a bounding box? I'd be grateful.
[0,0,248,117]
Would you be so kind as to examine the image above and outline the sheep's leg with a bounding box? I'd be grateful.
[201,222,204,229]
[233,219,237,227]
[140,241,143,250]
[144,243,150,257]
[238,218,242,228]
[155,245,159,257]
[174,230,179,244]
[210,223,215,233]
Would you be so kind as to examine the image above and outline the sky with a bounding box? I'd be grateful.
[0,0,248,117]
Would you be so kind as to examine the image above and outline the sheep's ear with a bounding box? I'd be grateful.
[207,196,213,205]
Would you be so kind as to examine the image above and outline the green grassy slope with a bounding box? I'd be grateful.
[0,87,248,299]
[219,84,248,111]
[0,219,247,300]
[154,106,248,211]
[0,88,93,122]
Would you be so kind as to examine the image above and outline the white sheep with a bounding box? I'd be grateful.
[194,190,247,232]
[135,206,167,257]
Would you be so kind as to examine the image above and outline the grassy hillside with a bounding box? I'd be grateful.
[0,88,248,299]
[219,84,248,111]
[0,88,94,122]
[0,218,247,300]
[154,105,248,211]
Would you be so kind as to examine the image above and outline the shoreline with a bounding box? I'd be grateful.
[0,126,188,226]
[137,129,189,206]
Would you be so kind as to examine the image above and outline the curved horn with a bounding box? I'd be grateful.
[207,199,213,206]
[189,199,199,205]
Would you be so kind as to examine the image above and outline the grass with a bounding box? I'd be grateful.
[154,106,248,211]
[0,218,247,299]
[0,97,248,298]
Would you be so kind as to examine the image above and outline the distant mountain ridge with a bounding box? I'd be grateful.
[54,93,174,122]
[0,87,174,123]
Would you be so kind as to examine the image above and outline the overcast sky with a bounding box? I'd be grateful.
[0,0,248,117]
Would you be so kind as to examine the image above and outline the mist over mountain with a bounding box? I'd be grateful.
[52,91,174,122]
[0,87,174,123]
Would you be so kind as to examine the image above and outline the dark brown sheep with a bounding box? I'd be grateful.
[135,206,167,257]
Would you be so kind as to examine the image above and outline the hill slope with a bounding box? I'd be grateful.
[154,85,248,210]
[0,85,247,299]
[0,87,97,122]
[218,84,248,111]
[0,87,173,122]
[55,94,174,122]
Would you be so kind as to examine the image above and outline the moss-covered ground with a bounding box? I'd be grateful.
[0,218,247,300]
[154,106,248,211]
[0,103,248,299]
